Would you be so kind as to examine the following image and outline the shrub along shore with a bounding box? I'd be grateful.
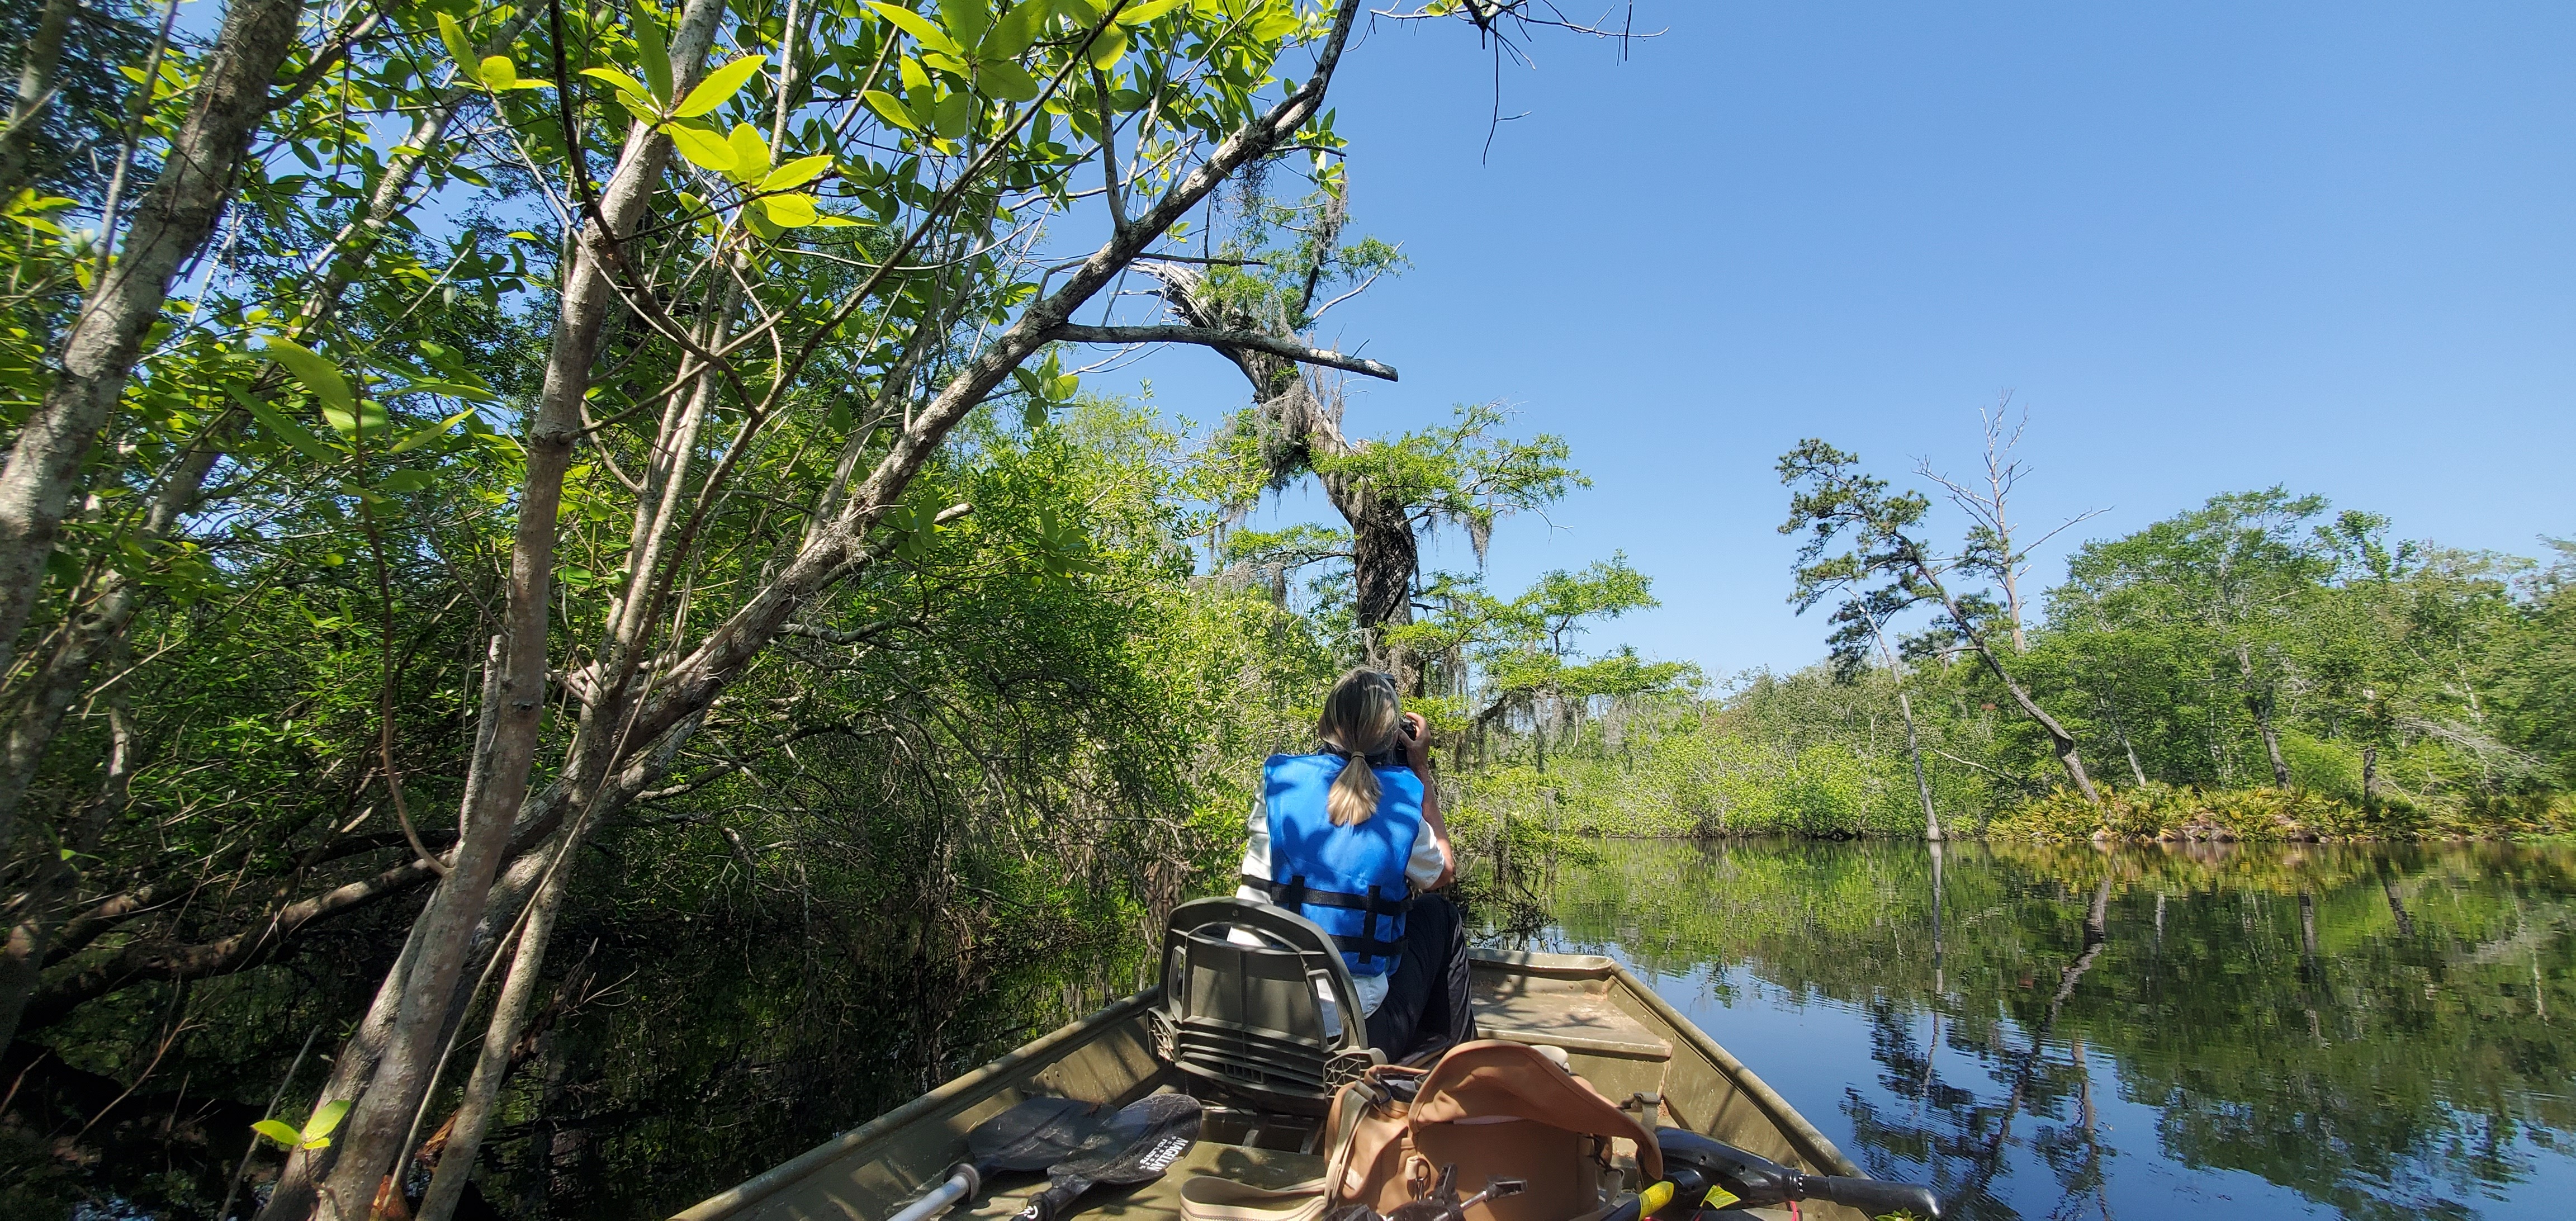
[1434,486,2572,853]
[1452,781,2573,848]
[1988,782,2572,843]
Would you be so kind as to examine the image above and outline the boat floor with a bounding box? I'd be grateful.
[954,1143,1323,1221]
[949,1134,1796,1221]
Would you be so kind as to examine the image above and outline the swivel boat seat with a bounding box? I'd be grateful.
[1151,897,1387,1146]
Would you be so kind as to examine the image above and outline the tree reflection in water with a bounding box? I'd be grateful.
[1502,837,2576,1221]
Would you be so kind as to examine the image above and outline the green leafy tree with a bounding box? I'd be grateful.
[1779,438,2103,803]
[2500,541,2576,787]
[2054,489,2337,788]
[1395,553,1692,773]
[1119,177,1578,677]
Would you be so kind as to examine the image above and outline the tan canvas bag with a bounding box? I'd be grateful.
[1322,1041,1662,1221]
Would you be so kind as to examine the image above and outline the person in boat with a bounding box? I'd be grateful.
[1236,668,1474,1059]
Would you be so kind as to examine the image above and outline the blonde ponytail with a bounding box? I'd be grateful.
[1327,759,1382,827]
[1318,669,1403,826]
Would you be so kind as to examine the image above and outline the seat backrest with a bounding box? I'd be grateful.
[1152,896,1386,1116]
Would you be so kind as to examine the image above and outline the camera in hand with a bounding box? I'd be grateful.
[1360,717,1418,769]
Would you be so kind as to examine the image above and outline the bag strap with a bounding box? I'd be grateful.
[1323,1067,1429,1204]
[1178,1177,1332,1221]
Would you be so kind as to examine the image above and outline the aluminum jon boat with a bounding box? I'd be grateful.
[674,940,1874,1221]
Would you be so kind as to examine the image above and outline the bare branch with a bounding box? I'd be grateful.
[1050,323,1398,381]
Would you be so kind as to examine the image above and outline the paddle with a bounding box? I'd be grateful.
[1652,1128,1943,1220]
[1012,1094,1205,1221]
[886,1097,1104,1221]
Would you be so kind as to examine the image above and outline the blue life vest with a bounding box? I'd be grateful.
[1244,753,1424,977]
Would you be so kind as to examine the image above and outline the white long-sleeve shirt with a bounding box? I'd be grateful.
[1235,788,1446,1031]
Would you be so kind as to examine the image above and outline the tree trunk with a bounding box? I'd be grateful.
[426,302,726,1214]
[1898,688,1939,840]
[2379,867,2413,937]
[2095,693,2149,787]
[2234,643,2292,788]
[2252,705,2290,787]
[255,900,435,1221]
[415,792,621,1221]
[0,650,130,1050]
[1137,261,1420,676]
[1961,874,2109,1202]
[1922,562,2099,803]
[1927,839,1944,993]
[2298,889,2318,961]
[256,835,555,1221]
[0,0,306,692]
[0,0,75,197]
[2001,664,2096,801]
[415,864,572,1221]
[2002,566,2026,655]
[307,0,728,1205]
[1342,490,1418,676]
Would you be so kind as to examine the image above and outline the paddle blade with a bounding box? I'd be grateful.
[1014,1094,1202,1221]
[1061,1094,1202,1185]
[1804,1176,1943,1220]
[970,1096,1104,1172]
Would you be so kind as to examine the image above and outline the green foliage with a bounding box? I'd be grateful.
[2498,541,2576,787]
[1401,552,1691,738]
[2028,491,2566,816]
[1306,402,1583,548]
[3,395,1344,1215]
[1990,781,2575,845]
[1446,669,1969,843]
[251,1099,351,1151]
[0,0,156,198]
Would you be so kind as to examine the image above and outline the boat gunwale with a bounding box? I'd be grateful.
[668,988,1161,1221]
[1470,949,1860,1178]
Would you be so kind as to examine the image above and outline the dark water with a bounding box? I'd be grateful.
[1493,838,2576,1221]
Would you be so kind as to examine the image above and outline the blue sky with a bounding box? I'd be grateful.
[1090,2,2575,678]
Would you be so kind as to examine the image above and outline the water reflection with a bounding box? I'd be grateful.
[1496,839,2576,1220]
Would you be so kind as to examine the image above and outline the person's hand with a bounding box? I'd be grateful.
[1400,712,1432,771]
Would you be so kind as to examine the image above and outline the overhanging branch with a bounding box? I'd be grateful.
[1049,323,1398,382]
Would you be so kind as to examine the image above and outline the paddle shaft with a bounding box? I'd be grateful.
[1656,1128,1943,1220]
[888,1165,981,1221]
[882,1096,1105,1221]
